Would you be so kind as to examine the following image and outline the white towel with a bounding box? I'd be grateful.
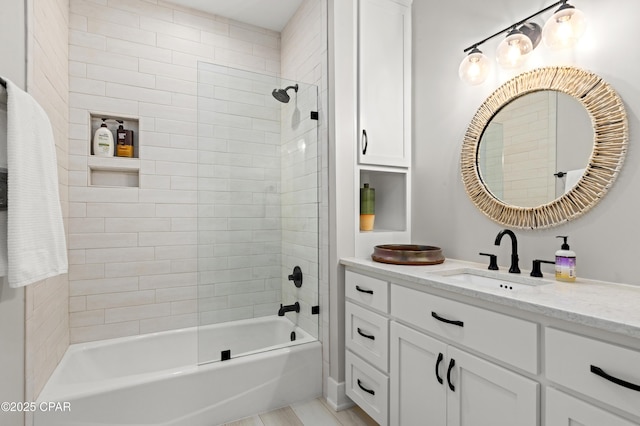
[1,77,67,288]
[564,168,585,194]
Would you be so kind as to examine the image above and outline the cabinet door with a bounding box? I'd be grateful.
[546,387,637,426]
[390,322,447,426]
[358,0,410,167]
[447,347,539,426]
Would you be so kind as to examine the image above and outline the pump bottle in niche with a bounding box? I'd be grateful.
[116,120,134,158]
[93,118,114,157]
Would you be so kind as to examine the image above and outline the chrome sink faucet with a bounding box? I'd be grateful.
[494,229,520,274]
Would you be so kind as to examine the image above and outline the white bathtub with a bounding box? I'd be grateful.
[34,316,321,426]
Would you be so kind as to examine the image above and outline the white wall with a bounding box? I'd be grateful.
[412,0,640,285]
[0,2,26,425]
[327,0,357,407]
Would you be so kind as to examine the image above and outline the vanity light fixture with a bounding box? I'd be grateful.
[543,2,587,49]
[495,26,535,69]
[459,0,587,85]
[458,47,491,86]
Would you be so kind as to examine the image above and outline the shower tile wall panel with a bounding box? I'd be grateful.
[68,0,281,343]
[281,0,328,356]
[25,0,70,402]
[197,63,283,326]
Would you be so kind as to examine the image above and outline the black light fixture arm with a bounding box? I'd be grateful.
[462,0,568,53]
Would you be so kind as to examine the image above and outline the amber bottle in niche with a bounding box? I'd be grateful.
[116,120,134,158]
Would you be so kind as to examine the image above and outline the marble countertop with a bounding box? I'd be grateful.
[341,257,640,340]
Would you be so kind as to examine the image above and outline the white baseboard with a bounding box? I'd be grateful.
[325,377,354,411]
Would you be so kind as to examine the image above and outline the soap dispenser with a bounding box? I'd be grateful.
[115,120,134,158]
[93,118,114,157]
[555,236,576,282]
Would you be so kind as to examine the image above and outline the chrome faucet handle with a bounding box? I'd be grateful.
[479,252,499,270]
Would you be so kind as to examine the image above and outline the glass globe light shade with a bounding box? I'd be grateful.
[543,4,587,49]
[496,29,534,69]
[459,48,491,85]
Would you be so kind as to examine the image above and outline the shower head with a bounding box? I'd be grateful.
[272,84,298,103]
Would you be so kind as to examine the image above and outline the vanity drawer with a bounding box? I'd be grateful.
[546,387,638,426]
[346,301,389,372]
[345,270,389,313]
[546,328,640,417]
[346,351,389,426]
[391,284,538,374]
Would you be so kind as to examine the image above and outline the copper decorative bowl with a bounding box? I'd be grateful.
[372,244,445,265]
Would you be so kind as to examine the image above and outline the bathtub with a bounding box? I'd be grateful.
[34,316,321,426]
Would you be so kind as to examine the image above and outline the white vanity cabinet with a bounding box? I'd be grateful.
[345,270,390,424]
[341,260,640,426]
[344,269,540,425]
[357,0,411,167]
[389,287,539,426]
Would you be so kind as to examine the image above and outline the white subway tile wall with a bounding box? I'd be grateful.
[25,0,70,402]
[66,0,329,402]
[68,0,285,344]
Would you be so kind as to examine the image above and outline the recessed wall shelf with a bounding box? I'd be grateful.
[359,168,407,233]
[356,166,411,258]
[88,156,140,188]
[89,113,139,159]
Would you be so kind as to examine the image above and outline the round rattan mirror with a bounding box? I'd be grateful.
[461,66,628,229]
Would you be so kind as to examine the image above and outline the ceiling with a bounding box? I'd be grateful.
[166,0,304,32]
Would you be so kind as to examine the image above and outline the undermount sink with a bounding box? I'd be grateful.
[435,268,552,292]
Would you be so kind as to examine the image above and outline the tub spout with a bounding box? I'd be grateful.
[278,302,300,316]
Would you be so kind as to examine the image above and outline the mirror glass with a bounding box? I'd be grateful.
[477,91,593,207]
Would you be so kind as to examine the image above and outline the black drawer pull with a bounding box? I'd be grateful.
[447,358,456,392]
[590,365,640,392]
[432,311,464,327]
[435,352,444,385]
[357,328,375,340]
[355,285,373,295]
[357,379,375,395]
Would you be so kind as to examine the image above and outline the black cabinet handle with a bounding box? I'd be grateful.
[362,129,368,155]
[355,285,373,295]
[590,365,640,392]
[357,328,375,340]
[435,352,444,385]
[447,358,456,392]
[432,311,464,328]
[357,379,375,395]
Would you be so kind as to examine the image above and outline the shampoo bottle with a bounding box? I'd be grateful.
[116,120,134,158]
[555,236,576,282]
[93,118,114,157]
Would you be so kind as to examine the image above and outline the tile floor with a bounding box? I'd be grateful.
[224,398,378,426]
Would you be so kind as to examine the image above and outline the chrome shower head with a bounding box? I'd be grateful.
[272,84,298,103]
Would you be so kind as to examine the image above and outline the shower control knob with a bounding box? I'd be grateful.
[288,266,303,288]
